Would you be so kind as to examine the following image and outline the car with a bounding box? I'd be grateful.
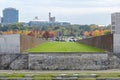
[68,37,77,42]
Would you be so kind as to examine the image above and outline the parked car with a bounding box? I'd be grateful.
[68,37,77,42]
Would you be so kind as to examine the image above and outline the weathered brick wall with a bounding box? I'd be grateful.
[78,34,113,52]
[20,35,47,52]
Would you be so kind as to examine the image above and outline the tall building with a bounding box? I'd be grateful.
[0,16,2,23]
[111,12,120,53]
[111,12,120,34]
[2,8,19,24]
[49,12,55,23]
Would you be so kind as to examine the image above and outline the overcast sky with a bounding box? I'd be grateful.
[0,0,120,25]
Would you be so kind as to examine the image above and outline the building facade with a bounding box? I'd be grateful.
[2,8,19,24]
[111,12,120,53]
[0,16,2,23]
[49,12,55,23]
[111,12,120,34]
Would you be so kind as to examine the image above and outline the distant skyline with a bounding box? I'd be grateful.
[0,0,120,25]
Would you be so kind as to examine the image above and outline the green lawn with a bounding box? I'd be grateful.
[27,42,105,52]
[1,71,120,80]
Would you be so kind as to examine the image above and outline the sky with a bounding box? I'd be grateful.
[0,0,120,25]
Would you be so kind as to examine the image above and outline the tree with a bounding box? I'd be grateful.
[79,25,91,31]
[84,31,90,37]
[43,31,50,40]
[104,30,111,35]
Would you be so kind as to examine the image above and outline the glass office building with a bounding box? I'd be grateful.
[3,8,19,24]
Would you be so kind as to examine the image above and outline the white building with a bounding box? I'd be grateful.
[111,12,120,53]
[111,12,120,34]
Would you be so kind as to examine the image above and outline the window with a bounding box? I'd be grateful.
[112,31,115,34]
[112,22,115,25]
[112,26,115,30]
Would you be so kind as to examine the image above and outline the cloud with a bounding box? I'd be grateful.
[0,0,120,24]
[43,0,120,8]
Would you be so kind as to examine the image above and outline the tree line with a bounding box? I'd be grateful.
[0,23,111,39]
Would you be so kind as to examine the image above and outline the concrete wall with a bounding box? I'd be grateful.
[78,34,113,52]
[0,53,120,70]
[113,34,120,53]
[0,34,47,54]
[0,34,20,54]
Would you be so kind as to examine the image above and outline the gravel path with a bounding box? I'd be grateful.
[0,70,120,74]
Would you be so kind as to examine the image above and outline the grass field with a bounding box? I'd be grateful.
[27,42,105,52]
[0,70,120,80]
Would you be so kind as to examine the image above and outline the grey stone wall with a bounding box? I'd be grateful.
[29,53,109,70]
[0,54,28,70]
[0,53,120,70]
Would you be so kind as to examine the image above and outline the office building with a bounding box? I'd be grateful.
[2,7,19,24]
[111,12,120,34]
[0,16,2,23]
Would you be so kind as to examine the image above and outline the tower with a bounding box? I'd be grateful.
[49,12,55,23]
[111,12,120,53]
[111,12,120,34]
[2,7,19,24]
[49,12,51,22]
[0,16,2,23]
